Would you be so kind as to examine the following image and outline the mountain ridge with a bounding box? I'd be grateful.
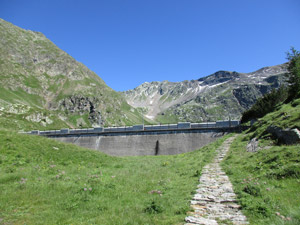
[123,63,288,122]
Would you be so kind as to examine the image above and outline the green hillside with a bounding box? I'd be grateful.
[0,18,148,130]
[221,49,300,225]
[0,129,227,224]
[222,99,300,224]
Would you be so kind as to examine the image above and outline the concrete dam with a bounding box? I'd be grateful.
[27,121,241,156]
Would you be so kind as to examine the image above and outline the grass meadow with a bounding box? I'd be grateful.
[222,134,300,225]
[0,130,228,224]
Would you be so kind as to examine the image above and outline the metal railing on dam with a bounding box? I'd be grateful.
[25,120,241,136]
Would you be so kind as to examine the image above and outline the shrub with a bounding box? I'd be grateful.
[144,200,163,214]
[243,184,262,197]
[241,86,288,123]
[241,48,300,123]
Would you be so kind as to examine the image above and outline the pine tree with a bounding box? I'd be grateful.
[286,47,300,101]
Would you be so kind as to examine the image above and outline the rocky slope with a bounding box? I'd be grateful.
[123,64,288,122]
[0,18,145,130]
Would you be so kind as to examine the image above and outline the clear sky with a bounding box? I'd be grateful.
[1,0,300,91]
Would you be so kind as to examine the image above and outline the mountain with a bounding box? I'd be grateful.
[123,64,288,123]
[0,18,289,129]
[0,18,145,130]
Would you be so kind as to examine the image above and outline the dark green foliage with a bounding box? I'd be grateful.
[243,184,261,197]
[144,200,163,214]
[286,47,300,101]
[241,48,300,124]
[241,86,288,123]
[267,164,300,179]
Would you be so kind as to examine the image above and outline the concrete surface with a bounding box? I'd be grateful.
[50,130,226,156]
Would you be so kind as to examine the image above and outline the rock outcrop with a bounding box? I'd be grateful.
[267,126,300,145]
[246,138,260,152]
[59,95,103,126]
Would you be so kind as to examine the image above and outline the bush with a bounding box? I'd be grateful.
[144,200,163,214]
[241,86,288,123]
[243,184,262,197]
[241,48,300,123]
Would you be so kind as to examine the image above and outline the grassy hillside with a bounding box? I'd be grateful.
[0,18,147,129]
[0,129,228,224]
[222,98,300,224]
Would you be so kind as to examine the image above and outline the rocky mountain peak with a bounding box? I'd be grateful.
[123,63,288,123]
[198,70,241,85]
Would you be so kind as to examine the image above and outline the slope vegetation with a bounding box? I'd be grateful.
[0,129,228,224]
[222,96,300,224]
[0,18,146,130]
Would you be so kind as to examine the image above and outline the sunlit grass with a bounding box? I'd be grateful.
[222,134,300,225]
[0,130,228,224]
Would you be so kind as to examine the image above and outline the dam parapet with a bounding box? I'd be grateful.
[25,120,240,136]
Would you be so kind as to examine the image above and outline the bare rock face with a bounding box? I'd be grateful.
[25,113,53,126]
[59,95,103,126]
[267,126,300,145]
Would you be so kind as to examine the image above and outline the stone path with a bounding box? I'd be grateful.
[185,135,248,225]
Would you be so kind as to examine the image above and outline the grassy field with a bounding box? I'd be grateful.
[0,129,228,225]
[222,98,300,225]
[247,98,300,139]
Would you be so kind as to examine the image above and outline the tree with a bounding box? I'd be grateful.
[241,48,300,123]
[241,86,288,123]
[286,47,300,101]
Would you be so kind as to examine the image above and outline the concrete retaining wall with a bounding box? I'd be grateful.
[50,130,225,156]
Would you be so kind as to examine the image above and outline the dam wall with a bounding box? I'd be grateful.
[26,121,242,156]
[49,130,226,156]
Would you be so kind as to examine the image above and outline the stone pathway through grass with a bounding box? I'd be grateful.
[185,135,248,225]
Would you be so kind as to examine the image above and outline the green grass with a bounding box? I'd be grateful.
[156,113,180,124]
[248,98,300,139]
[66,113,91,128]
[23,75,41,89]
[0,87,43,107]
[222,134,300,224]
[222,98,300,224]
[0,130,228,224]
[0,106,72,131]
[159,94,173,103]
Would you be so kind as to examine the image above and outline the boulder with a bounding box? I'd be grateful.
[247,138,259,152]
[267,125,300,145]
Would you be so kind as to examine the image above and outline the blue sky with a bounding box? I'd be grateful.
[1,0,300,91]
